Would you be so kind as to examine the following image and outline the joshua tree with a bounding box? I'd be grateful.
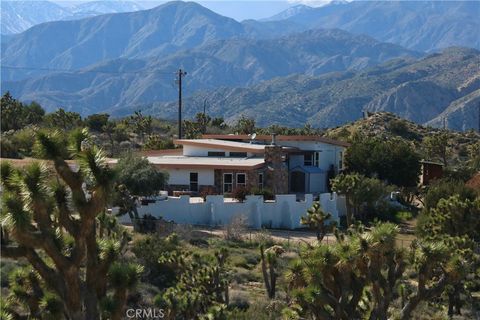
[285,221,469,320]
[260,245,285,299]
[300,202,334,241]
[1,129,140,320]
[331,173,361,226]
[158,248,230,320]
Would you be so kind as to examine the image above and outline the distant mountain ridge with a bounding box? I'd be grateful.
[1,0,479,132]
[266,0,480,52]
[139,47,479,131]
[0,0,144,35]
[2,1,301,81]
[2,28,421,114]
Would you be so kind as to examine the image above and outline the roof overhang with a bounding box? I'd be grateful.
[152,163,265,170]
[201,134,350,147]
[174,139,266,153]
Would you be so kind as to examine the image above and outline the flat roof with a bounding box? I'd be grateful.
[143,156,266,170]
[174,139,297,153]
[201,134,350,147]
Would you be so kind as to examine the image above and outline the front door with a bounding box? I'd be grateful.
[223,173,233,193]
[189,172,198,192]
[291,171,306,193]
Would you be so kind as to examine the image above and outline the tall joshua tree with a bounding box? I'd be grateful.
[1,129,140,320]
[260,245,285,299]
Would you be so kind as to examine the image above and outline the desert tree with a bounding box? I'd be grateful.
[1,129,140,320]
[300,202,334,241]
[284,222,468,320]
[331,173,386,226]
[260,245,285,299]
[423,131,451,166]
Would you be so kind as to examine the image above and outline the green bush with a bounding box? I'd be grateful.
[232,186,250,202]
[424,178,477,210]
[395,211,413,221]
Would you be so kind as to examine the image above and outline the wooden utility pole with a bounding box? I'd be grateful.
[176,69,187,139]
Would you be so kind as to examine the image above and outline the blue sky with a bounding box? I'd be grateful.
[52,0,331,21]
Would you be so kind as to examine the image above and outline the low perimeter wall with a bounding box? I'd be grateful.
[116,193,346,230]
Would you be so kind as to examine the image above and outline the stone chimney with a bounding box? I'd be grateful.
[271,133,277,145]
[264,145,288,194]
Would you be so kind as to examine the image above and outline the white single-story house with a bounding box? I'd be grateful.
[115,134,349,195]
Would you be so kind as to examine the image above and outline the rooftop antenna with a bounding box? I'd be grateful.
[250,133,257,144]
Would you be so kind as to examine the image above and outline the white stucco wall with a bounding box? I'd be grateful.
[117,193,347,230]
[309,173,326,193]
[168,168,214,185]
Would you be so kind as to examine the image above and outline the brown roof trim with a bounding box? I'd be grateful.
[420,160,444,166]
[201,134,350,147]
[138,149,182,156]
[152,163,265,170]
[173,139,265,153]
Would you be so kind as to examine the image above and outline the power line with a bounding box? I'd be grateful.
[1,65,176,75]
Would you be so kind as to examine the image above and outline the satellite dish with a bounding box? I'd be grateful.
[250,133,257,140]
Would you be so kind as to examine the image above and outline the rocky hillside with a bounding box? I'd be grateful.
[141,47,479,131]
[324,112,480,164]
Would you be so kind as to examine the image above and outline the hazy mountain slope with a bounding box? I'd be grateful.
[2,29,420,114]
[141,47,479,130]
[269,1,480,52]
[0,0,145,35]
[1,1,248,81]
[1,1,70,34]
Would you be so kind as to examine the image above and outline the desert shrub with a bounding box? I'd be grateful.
[173,224,194,242]
[251,187,275,200]
[242,252,261,267]
[200,186,218,200]
[424,178,477,210]
[388,119,420,140]
[133,213,157,233]
[254,229,274,247]
[395,211,413,221]
[230,255,249,269]
[228,291,250,311]
[132,234,180,289]
[223,215,248,241]
[189,238,209,247]
[232,186,250,202]
[230,268,261,284]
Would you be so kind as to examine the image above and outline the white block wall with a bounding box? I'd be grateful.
[117,193,346,230]
[167,168,214,185]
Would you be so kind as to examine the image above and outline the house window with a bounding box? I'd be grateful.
[223,173,233,193]
[230,152,247,157]
[236,173,246,188]
[208,151,225,157]
[258,173,263,189]
[190,172,198,192]
[338,151,343,170]
[304,153,313,166]
[314,152,320,167]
